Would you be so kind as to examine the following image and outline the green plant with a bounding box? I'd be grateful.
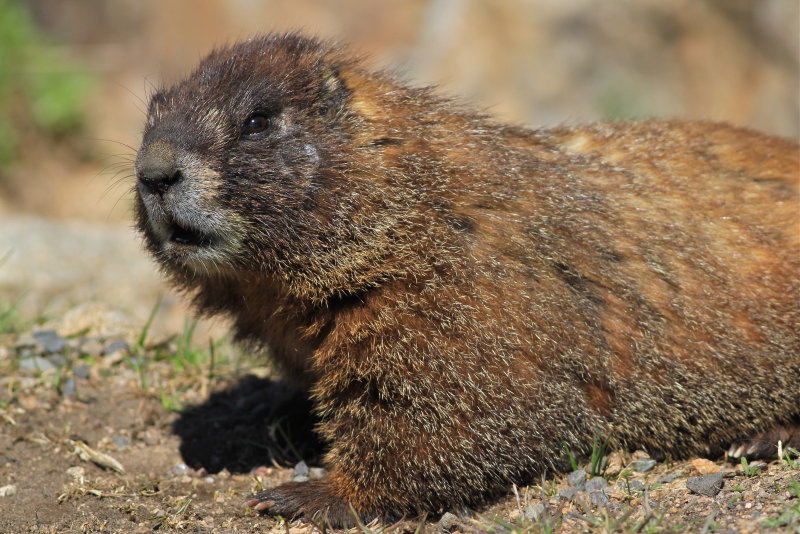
[561,441,579,472]
[781,446,800,469]
[739,457,761,477]
[589,434,611,478]
[0,1,92,169]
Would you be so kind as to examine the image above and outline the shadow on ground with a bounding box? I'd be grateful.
[173,376,324,473]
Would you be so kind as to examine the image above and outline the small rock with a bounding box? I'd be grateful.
[589,490,609,507]
[524,502,545,521]
[61,378,76,397]
[567,468,587,490]
[438,512,460,532]
[14,334,37,350]
[112,436,131,449]
[585,477,608,492]
[0,484,17,497]
[47,355,67,368]
[292,461,309,478]
[308,467,327,480]
[634,459,657,472]
[292,460,310,482]
[559,487,576,499]
[0,346,10,361]
[33,330,67,354]
[658,473,680,484]
[686,473,724,497]
[171,462,192,476]
[604,451,624,476]
[102,340,130,356]
[73,364,91,379]
[619,480,644,491]
[19,356,56,372]
[80,338,105,358]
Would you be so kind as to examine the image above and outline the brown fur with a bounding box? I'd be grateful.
[134,34,800,526]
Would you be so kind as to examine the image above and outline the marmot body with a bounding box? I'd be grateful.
[134,34,800,525]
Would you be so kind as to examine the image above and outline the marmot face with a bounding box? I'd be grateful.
[135,36,390,295]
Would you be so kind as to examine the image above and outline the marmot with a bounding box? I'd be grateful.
[134,34,800,526]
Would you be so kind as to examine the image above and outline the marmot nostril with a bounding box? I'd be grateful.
[138,168,183,196]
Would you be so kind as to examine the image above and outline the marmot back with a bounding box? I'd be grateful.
[134,34,800,526]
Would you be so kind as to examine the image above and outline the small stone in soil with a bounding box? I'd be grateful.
[589,490,609,507]
[585,476,608,491]
[80,338,105,358]
[47,355,66,368]
[308,467,327,480]
[634,459,657,472]
[292,461,309,477]
[438,512,460,532]
[19,356,56,372]
[73,363,90,379]
[33,330,67,354]
[61,378,76,397]
[658,473,680,484]
[559,487,577,499]
[113,436,132,449]
[619,480,644,491]
[567,468,587,490]
[171,462,192,476]
[686,473,724,497]
[102,340,130,356]
[524,502,545,521]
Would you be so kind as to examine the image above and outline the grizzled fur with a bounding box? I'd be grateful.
[135,34,800,526]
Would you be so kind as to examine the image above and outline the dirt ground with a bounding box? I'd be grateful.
[0,315,797,534]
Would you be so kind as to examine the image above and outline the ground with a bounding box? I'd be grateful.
[0,312,798,534]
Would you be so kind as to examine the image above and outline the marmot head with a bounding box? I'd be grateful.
[134,34,414,301]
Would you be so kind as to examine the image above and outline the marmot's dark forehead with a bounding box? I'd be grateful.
[192,34,331,90]
[148,34,339,124]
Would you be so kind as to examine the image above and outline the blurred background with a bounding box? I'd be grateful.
[0,0,798,334]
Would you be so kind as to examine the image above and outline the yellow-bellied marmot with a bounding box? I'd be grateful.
[134,34,800,526]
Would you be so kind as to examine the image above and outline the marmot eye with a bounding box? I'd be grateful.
[242,113,272,136]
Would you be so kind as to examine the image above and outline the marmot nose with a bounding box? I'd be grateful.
[137,157,183,196]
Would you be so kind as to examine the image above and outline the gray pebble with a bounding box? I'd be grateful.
[524,502,545,521]
[686,473,724,497]
[33,330,66,354]
[619,480,644,491]
[438,512,460,533]
[73,364,90,379]
[292,461,310,482]
[567,468,587,490]
[47,355,66,368]
[558,487,576,499]
[634,459,657,472]
[171,462,191,476]
[113,436,131,449]
[19,356,56,372]
[589,490,609,507]
[61,378,76,397]
[658,473,679,484]
[585,477,608,491]
[102,340,130,356]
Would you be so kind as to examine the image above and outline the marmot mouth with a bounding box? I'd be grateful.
[168,221,215,247]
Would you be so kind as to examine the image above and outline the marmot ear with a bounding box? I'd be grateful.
[319,62,350,120]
